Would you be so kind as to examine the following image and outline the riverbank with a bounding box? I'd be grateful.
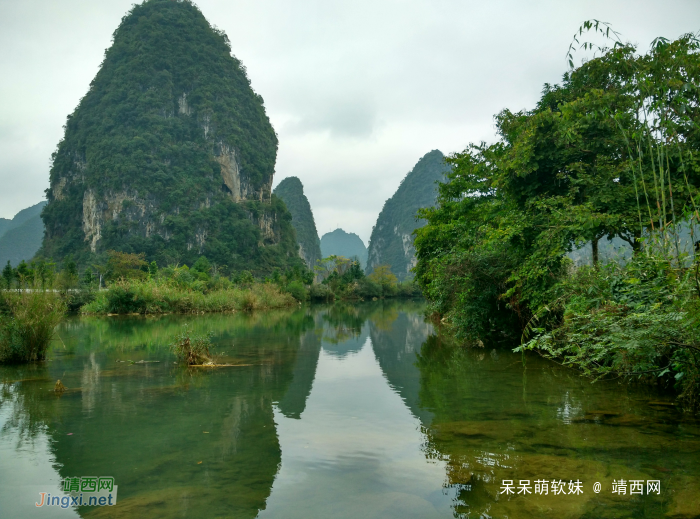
[81,280,298,315]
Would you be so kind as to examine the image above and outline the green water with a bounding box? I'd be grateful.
[1,301,699,518]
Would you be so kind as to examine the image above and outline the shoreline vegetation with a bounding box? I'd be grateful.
[414,26,700,407]
[0,250,420,365]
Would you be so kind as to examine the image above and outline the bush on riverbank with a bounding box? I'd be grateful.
[311,256,421,301]
[0,291,66,363]
[518,250,700,405]
[414,29,700,405]
[82,279,297,315]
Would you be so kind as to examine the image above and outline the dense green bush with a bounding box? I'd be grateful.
[309,283,334,302]
[414,29,700,403]
[285,281,308,302]
[82,279,296,315]
[520,252,700,405]
[0,292,66,363]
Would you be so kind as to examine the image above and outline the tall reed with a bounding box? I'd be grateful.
[0,291,66,363]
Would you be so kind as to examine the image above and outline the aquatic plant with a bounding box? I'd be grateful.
[170,326,213,365]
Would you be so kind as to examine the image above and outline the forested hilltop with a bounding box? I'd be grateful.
[366,150,450,280]
[273,177,322,269]
[415,29,700,406]
[320,229,368,268]
[39,0,302,275]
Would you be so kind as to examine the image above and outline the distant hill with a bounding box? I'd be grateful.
[0,218,11,239]
[0,201,47,267]
[366,150,450,280]
[320,229,367,268]
[273,177,322,269]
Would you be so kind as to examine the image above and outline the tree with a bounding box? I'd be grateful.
[15,261,32,288]
[148,261,158,279]
[192,256,211,276]
[367,265,398,296]
[105,251,148,282]
[2,261,13,290]
[414,32,700,343]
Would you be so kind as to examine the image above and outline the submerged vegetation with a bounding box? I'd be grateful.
[415,27,700,405]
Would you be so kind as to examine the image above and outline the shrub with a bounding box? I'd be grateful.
[81,279,296,315]
[285,281,308,302]
[0,291,66,363]
[356,278,381,299]
[170,327,213,365]
[309,283,334,302]
[521,252,700,406]
[367,265,398,297]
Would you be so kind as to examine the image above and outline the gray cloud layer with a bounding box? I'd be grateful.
[1,0,698,243]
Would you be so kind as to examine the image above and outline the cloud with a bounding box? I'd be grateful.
[283,95,378,139]
[1,0,699,241]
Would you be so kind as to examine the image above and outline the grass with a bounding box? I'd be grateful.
[0,291,66,363]
[81,279,298,315]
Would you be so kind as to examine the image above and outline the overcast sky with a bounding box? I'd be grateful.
[1,0,698,243]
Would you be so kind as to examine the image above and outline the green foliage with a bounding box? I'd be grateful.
[416,32,700,342]
[274,177,322,268]
[106,250,148,281]
[0,291,66,363]
[367,265,398,297]
[520,254,700,405]
[285,280,308,302]
[192,256,211,276]
[308,283,334,302]
[1,262,11,290]
[169,326,213,365]
[148,261,158,278]
[366,150,450,280]
[309,256,418,301]
[414,29,700,403]
[82,277,296,315]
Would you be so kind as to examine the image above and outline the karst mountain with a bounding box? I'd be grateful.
[273,177,322,269]
[40,0,301,273]
[366,150,450,280]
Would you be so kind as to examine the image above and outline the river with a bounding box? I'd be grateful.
[0,300,698,518]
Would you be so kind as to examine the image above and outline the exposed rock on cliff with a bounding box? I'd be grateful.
[40,0,300,273]
[320,229,367,268]
[273,177,322,269]
[366,150,450,280]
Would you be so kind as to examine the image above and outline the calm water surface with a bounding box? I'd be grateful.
[1,301,699,518]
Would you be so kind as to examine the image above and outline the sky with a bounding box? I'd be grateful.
[1,0,698,244]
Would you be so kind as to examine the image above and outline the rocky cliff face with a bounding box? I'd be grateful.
[273,177,322,269]
[366,150,450,280]
[40,0,299,272]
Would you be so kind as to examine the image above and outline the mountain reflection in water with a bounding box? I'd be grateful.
[0,301,698,518]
